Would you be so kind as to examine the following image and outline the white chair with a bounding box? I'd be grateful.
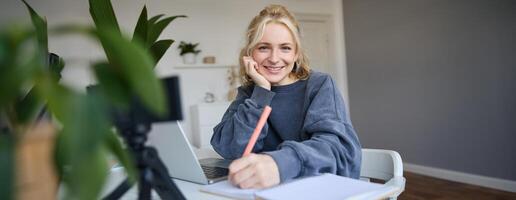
[360,148,406,200]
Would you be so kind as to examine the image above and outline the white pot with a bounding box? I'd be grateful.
[182,53,197,64]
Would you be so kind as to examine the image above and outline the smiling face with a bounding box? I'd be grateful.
[251,23,299,86]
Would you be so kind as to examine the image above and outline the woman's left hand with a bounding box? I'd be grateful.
[228,153,280,189]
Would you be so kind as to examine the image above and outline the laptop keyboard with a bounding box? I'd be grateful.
[201,165,229,179]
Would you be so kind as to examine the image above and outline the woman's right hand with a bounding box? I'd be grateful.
[243,56,271,90]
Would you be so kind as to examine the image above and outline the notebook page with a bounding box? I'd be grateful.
[255,174,385,200]
[200,180,261,200]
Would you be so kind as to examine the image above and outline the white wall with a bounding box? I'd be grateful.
[0,0,347,143]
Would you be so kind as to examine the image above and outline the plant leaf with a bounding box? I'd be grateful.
[0,23,40,107]
[44,86,111,199]
[88,0,120,34]
[0,53,39,107]
[66,95,110,158]
[92,62,130,108]
[70,147,108,200]
[150,39,174,65]
[21,0,48,61]
[95,28,166,115]
[0,32,18,105]
[53,128,69,183]
[148,14,164,25]
[144,14,163,48]
[132,5,148,45]
[16,53,67,123]
[146,15,186,48]
[38,78,110,140]
[37,77,110,154]
[48,53,65,80]
[34,75,74,121]
[0,133,14,200]
[50,24,166,114]
[15,89,43,123]
[105,130,137,183]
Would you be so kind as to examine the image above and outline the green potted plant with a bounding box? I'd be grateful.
[0,0,185,199]
[178,41,201,64]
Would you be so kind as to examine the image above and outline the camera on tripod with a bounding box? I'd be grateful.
[88,76,185,200]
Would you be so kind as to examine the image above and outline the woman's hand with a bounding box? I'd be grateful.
[243,56,271,90]
[228,153,280,189]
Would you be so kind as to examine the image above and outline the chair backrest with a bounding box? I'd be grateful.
[360,148,404,181]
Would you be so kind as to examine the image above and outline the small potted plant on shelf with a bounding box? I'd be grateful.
[178,41,201,64]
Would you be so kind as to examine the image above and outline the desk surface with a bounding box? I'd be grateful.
[103,148,227,199]
[103,167,230,200]
[102,148,400,200]
[104,176,398,200]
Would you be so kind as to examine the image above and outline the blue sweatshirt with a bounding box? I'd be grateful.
[211,71,362,182]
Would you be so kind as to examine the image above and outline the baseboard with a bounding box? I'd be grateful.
[404,163,516,193]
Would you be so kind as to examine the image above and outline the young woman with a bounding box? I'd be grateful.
[211,4,362,189]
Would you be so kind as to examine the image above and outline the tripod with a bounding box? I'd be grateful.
[103,122,185,200]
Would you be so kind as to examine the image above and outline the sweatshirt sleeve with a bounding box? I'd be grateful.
[264,75,362,181]
[211,85,275,159]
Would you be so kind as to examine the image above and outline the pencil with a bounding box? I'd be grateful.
[242,106,272,157]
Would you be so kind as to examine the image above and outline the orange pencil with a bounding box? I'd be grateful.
[242,106,272,157]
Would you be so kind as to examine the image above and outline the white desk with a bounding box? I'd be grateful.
[104,171,399,200]
[103,167,230,200]
[102,148,226,199]
[102,149,401,200]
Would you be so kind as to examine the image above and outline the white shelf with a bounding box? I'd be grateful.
[173,63,236,69]
[190,102,231,149]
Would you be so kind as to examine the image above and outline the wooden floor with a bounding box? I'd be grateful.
[399,172,516,200]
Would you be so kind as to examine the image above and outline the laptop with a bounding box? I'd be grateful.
[147,121,230,184]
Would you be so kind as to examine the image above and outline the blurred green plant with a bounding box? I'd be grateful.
[178,41,201,56]
[0,0,185,199]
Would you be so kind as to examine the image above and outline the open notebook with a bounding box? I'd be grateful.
[200,173,398,200]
